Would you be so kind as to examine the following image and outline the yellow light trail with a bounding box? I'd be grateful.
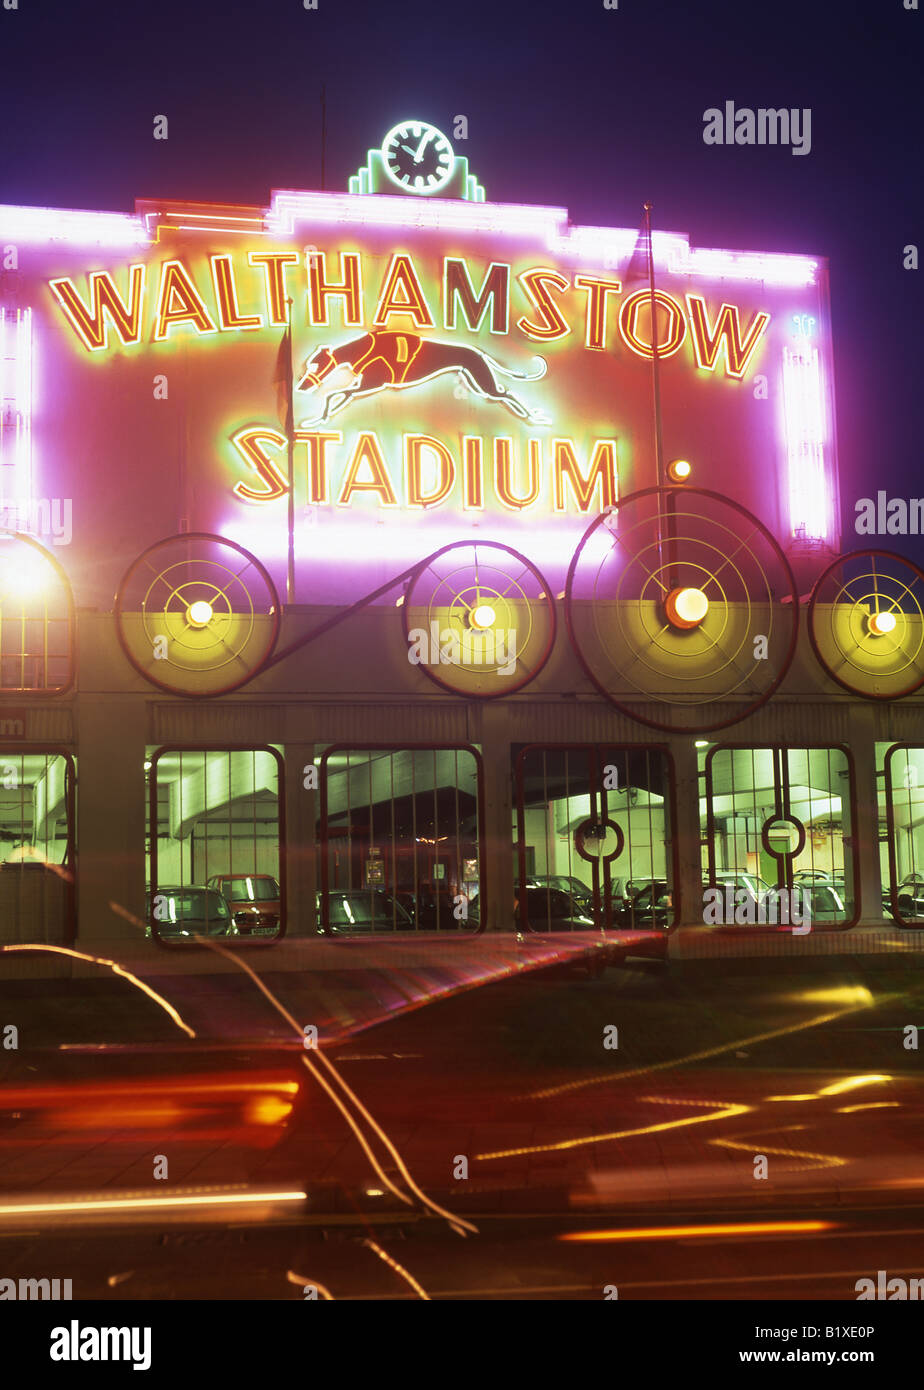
[286,1271,335,1300]
[476,1096,750,1162]
[363,1238,430,1301]
[524,995,889,1101]
[0,1187,306,1218]
[205,939,477,1237]
[765,1073,891,1102]
[558,1219,836,1244]
[835,1102,901,1114]
[0,944,196,1038]
[709,1133,847,1170]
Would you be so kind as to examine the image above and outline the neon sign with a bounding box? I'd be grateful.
[0,307,34,506]
[230,428,618,514]
[349,121,485,201]
[295,332,550,427]
[47,250,771,379]
[783,344,829,542]
[0,163,838,593]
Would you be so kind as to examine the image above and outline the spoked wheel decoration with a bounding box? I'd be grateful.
[808,548,924,699]
[0,532,75,694]
[402,541,556,698]
[564,486,799,733]
[115,533,280,697]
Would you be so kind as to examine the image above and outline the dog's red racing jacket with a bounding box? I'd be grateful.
[339,331,424,383]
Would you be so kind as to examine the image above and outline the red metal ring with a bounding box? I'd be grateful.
[564,486,799,734]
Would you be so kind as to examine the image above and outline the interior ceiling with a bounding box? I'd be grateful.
[0,754,68,783]
[704,748,849,799]
[147,747,399,784]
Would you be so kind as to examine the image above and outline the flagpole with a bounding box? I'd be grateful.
[644,202,665,490]
[321,84,327,192]
[285,296,295,606]
[644,202,676,591]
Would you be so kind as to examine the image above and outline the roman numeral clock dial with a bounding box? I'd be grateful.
[382,121,455,194]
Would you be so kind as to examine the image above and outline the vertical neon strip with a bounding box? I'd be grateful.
[0,310,5,502]
[0,307,34,512]
[783,344,827,541]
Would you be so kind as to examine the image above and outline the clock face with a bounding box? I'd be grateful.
[381,121,455,194]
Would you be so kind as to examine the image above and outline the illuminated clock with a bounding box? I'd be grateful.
[382,121,455,194]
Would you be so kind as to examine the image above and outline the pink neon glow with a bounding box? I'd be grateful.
[0,307,33,504]
[0,204,149,246]
[268,192,817,285]
[268,189,568,239]
[673,246,817,287]
[0,193,817,288]
[219,516,593,568]
[782,344,828,540]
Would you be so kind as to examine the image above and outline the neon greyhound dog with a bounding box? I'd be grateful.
[296,329,549,426]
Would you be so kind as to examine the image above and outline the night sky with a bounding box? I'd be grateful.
[1,0,920,555]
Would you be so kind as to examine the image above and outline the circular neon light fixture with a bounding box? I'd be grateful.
[667,458,692,482]
[868,609,897,637]
[187,600,214,628]
[665,586,709,630]
[470,603,497,630]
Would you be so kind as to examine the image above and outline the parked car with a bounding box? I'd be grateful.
[610,876,655,913]
[318,889,414,934]
[531,875,595,913]
[207,873,281,932]
[147,886,260,940]
[517,886,596,932]
[885,875,924,921]
[706,871,845,926]
[793,869,835,884]
[391,885,468,929]
[714,870,774,901]
[803,883,847,922]
[613,880,672,929]
[465,878,542,926]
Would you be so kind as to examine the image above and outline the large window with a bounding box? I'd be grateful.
[0,536,74,693]
[880,744,924,927]
[317,746,483,934]
[514,745,675,932]
[147,747,284,945]
[701,745,857,929]
[0,749,75,944]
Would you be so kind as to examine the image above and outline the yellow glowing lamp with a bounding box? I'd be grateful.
[868,609,897,637]
[665,586,709,630]
[3,554,49,599]
[470,603,497,630]
[667,458,692,482]
[187,599,214,628]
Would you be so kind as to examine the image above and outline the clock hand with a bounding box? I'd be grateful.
[413,130,435,162]
[400,143,419,157]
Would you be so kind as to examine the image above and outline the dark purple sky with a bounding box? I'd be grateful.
[1,0,921,553]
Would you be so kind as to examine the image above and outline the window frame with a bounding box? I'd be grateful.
[513,742,679,934]
[702,742,860,932]
[0,744,77,944]
[317,742,487,938]
[147,744,286,949]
